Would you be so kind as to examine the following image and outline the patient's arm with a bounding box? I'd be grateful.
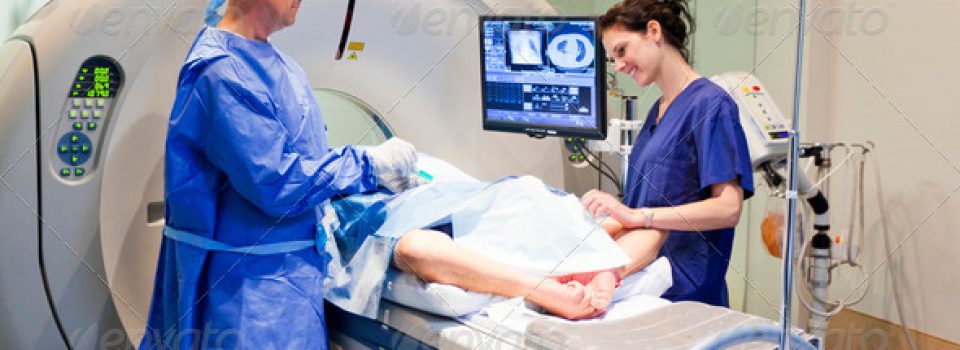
[599,218,626,239]
[615,228,669,277]
[392,229,611,320]
[595,216,669,277]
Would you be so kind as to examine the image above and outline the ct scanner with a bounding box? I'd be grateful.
[0,0,565,348]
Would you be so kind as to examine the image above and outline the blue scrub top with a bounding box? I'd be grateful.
[623,78,754,307]
[142,28,378,350]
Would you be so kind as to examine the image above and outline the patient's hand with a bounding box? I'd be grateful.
[533,280,602,320]
[551,269,620,313]
[598,218,626,239]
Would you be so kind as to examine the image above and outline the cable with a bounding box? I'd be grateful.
[580,150,623,197]
[844,150,867,265]
[854,148,867,263]
[576,139,620,183]
[575,140,623,196]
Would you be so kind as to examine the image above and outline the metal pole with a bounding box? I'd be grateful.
[781,0,808,349]
[621,96,637,189]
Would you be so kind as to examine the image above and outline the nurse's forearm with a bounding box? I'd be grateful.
[646,199,740,232]
[643,181,744,232]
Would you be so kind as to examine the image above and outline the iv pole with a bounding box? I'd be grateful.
[781,0,808,348]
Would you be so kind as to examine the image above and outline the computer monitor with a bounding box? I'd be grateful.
[480,16,606,139]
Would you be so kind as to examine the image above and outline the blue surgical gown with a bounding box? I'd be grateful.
[623,78,754,307]
[141,27,378,350]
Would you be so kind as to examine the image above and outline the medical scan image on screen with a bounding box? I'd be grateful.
[482,19,600,133]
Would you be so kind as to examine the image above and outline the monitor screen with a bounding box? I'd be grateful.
[480,16,606,139]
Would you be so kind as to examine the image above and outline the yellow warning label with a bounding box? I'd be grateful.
[347,42,366,52]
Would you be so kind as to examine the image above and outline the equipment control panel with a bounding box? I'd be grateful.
[712,72,791,167]
[53,56,123,180]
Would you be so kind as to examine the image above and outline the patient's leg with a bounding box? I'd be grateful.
[393,230,603,320]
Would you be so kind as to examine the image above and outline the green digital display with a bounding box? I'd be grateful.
[69,57,122,99]
[88,67,112,98]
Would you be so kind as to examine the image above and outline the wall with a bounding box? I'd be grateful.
[0,0,48,41]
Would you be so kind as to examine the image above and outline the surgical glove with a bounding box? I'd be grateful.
[367,137,418,188]
[377,173,429,193]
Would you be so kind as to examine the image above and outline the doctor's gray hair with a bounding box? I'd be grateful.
[599,0,696,63]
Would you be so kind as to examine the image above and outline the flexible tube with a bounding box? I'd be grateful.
[692,324,815,350]
[809,145,855,191]
[797,232,869,318]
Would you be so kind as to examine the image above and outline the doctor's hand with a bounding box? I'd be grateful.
[367,137,417,184]
[581,189,642,229]
[378,173,430,194]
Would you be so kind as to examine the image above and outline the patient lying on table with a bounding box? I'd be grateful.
[325,159,667,321]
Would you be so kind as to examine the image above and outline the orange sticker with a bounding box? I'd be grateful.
[347,42,365,52]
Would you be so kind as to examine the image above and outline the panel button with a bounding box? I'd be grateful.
[85,99,94,108]
[72,99,82,108]
[74,168,86,177]
[73,122,83,131]
[81,110,91,119]
[58,132,92,166]
[87,122,97,131]
[96,99,105,108]
[69,110,79,119]
[60,168,71,177]
[93,110,102,119]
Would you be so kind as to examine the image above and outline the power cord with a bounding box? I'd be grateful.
[574,140,623,197]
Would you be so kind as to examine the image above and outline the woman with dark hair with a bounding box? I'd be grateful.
[581,0,755,307]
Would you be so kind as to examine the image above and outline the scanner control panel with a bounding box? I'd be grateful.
[53,56,123,179]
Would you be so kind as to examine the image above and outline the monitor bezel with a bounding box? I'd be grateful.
[479,15,607,140]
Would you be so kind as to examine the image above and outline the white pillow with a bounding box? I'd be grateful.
[416,153,477,182]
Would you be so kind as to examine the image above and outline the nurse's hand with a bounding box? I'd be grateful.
[582,189,641,228]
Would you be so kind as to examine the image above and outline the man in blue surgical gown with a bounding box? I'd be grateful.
[141,0,419,348]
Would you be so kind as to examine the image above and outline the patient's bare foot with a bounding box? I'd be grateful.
[527,279,601,320]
